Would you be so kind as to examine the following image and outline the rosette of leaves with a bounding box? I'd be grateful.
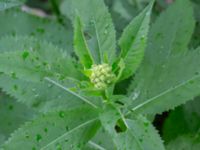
[0,0,199,149]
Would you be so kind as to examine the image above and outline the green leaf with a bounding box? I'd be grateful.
[83,128,115,150]
[105,0,151,38]
[0,36,82,81]
[127,0,196,116]
[144,0,195,65]
[0,134,5,146]
[99,105,165,150]
[61,0,116,65]
[128,48,200,116]
[74,16,93,68]
[166,134,200,150]
[118,1,154,80]
[44,77,101,108]
[0,93,36,145]
[0,74,100,112]
[3,106,100,150]
[0,0,25,11]
[163,98,200,143]
[114,118,165,150]
[0,8,73,51]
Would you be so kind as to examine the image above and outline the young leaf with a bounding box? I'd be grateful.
[99,105,165,150]
[61,0,116,65]
[128,48,200,116]
[0,0,25,11]
[0,36,82,81]
[3,106,100,150]
[0,93,36,144]
[118,0,154,80]
[0,8,73,51]
[74,16,93,68]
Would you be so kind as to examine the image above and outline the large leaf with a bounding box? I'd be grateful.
[0,93,36,145]
[61,0,116,65]
[143,0,195,65]
[73,16,93,68]
[128,48,200,116]
[0,36,82,81]
[114,119,165,150]
[127,0,196,116]
[118,1,153,80]
[99,105,165,150]
[0,0,25,11]
[0,74,100,112]
[2,106,100,150]
[0,8,73,51]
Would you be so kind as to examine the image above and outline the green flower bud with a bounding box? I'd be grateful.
[90,63,116,89]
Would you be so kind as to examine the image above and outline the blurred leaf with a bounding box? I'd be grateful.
[0,93,36,144]
[163,98,200,143]
[0,9,73,51]
[0,0,25,11]
[166,134,200,150]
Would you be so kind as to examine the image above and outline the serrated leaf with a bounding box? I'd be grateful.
[118,1,153,80]
[0,36,82,81]
[0,93,36,144]
[99,105,165,150]
[114,119,165,150]
[144,0,195,64]
[61,0,116,65]
[0,74,100,112]
[74,16,93,68]
[0,0,25,11]
[127,0,197,116]
[105,0,151,38]
[3,106,100,150]
[128,48,200,116]
[0,8,73,51]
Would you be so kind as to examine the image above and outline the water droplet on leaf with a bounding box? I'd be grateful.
[36,134,42,142]
[22,51,29,60]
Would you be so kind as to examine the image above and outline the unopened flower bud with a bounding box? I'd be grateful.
[90,63,116,89]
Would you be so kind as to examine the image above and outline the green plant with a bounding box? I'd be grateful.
[0,0,200,149]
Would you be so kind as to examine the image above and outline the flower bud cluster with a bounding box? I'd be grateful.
[90,64,116,89]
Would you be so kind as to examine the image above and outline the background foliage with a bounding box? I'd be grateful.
[0,0,200,149]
